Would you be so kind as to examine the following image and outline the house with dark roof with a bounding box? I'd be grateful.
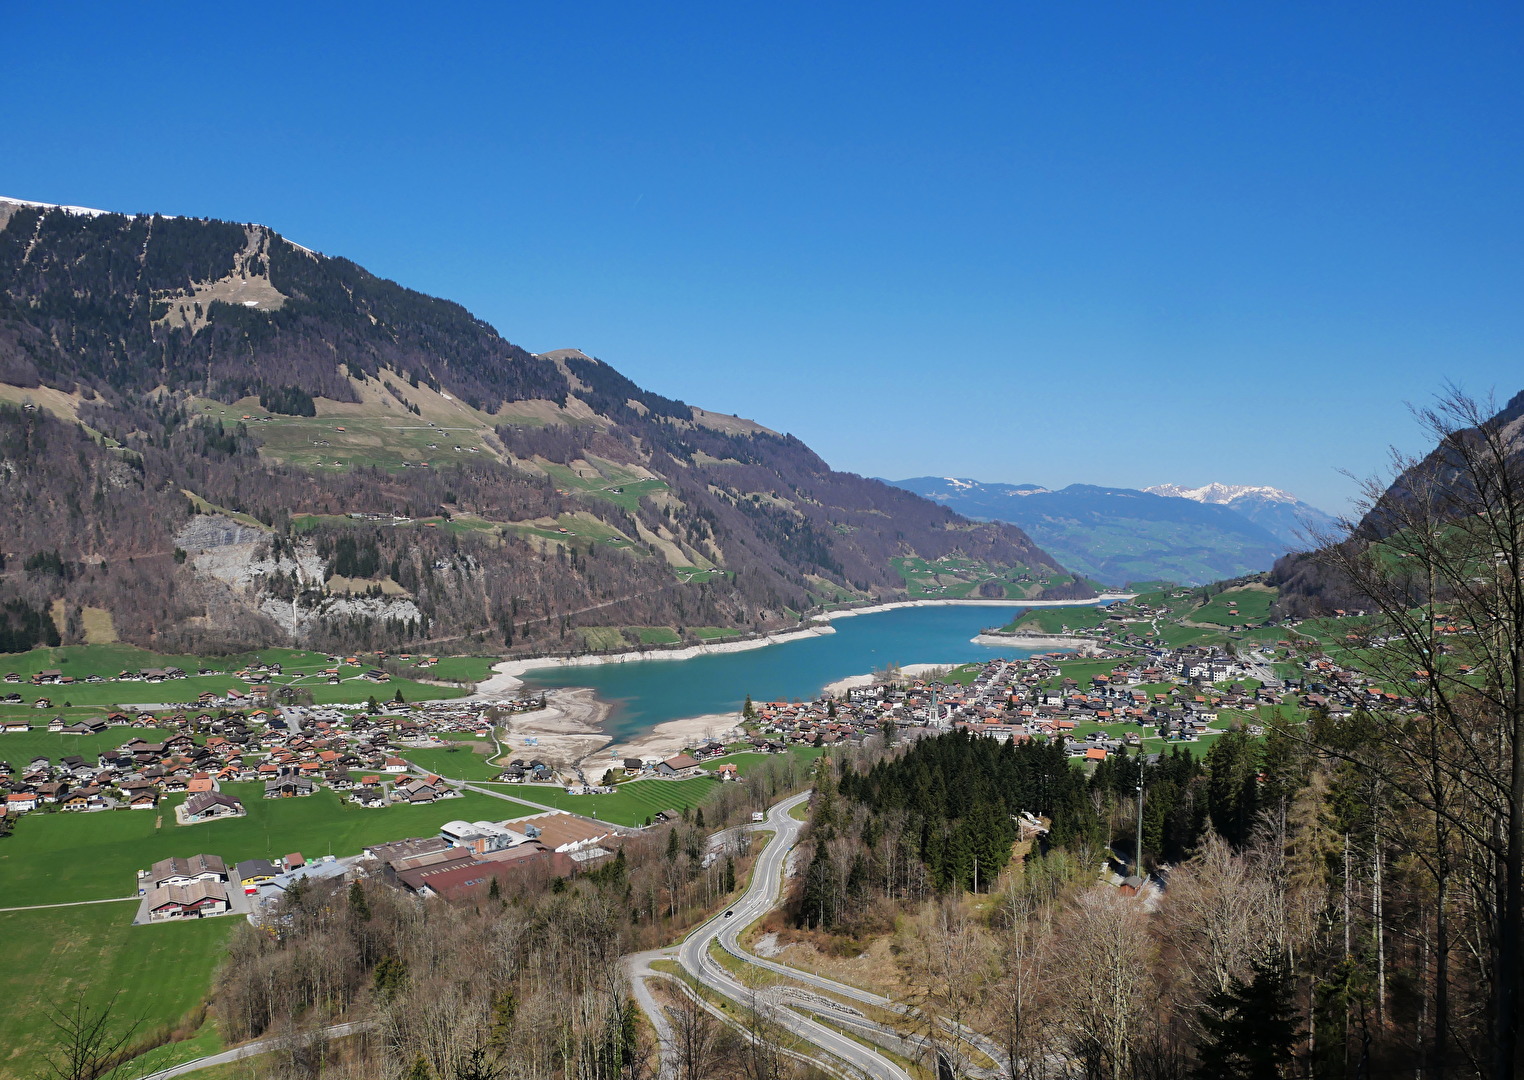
[182,791,244,823]
[144,880,230,920]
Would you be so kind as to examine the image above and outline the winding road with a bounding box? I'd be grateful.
[133,788,995,1079]
[629,792,926,1080]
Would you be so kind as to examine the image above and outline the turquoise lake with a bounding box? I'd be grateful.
[518,602,1110,743]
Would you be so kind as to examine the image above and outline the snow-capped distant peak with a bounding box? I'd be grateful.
[941,477,978,490]
[1146,482,1300,505]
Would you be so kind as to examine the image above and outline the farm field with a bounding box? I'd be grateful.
[0,642,471,709]
[1038,658,1124,690]
[1191,586,1276,627]
[198,397,501,472]
[999,605,1110,634]
[891,555,1073,600]
[403,744,507,781]
[0,902,235,1080]
[0,725,174,767]
[0,671,464,709]
[578,624,745,651]
[705,748,825,775]
[935,663,985,686]
[482,777,721,826]
[537,460,669,513]
[0,783,536,907]
[389,655,498,683]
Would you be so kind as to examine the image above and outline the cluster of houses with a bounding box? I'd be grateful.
[0,694,541,819]
[733,637,1407,762]
[134,850,341,922]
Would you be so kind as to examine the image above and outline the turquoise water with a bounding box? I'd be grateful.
[519,602,1107,743]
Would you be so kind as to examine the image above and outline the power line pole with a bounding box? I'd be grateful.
[1134,771,1145,878]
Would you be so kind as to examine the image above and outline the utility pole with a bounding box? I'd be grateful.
[1134,772,1145,878]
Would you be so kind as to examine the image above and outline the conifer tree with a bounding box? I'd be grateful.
[1193,957,1301,1079]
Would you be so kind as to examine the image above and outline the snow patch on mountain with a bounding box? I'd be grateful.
[1146,483,1302,506]
[0,195,114,218]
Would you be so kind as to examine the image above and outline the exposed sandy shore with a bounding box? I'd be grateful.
[496,687,614,773]
[597,712,744,770]
[816,594,1134,621]
[970,632,1101,653]
[821,662,958,697]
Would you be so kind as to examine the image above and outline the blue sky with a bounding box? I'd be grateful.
[5,2,1521,511]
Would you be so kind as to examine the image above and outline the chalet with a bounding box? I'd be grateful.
[146,854,229,890]
[61,786,107,811]
[144,880,230,920]
[61,719,107,736]
[352,785,387,806]
[264,777,315,799]
[183,791,244,822]
[656,754,700,777]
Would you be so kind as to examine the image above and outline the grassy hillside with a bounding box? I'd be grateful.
[0,784,535,907]
[0,904,235,1080]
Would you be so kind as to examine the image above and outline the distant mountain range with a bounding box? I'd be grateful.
[886,477,1336,587]
[1143,483,1336,550]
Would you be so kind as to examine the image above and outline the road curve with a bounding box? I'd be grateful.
[671,791,914,1080]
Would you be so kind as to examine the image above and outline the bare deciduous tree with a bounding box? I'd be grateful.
[1055,887,1152,1080]
[32,990,142,1080]
[1310,389,1524,1078]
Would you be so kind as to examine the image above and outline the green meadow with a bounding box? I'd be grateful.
[0,903,235,1080]
[0,783,536,907]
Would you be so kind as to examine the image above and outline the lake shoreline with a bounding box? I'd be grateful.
[816,593,1135,621]
[820,662,959,698]
[471,624,839,697]
[470,595,1134,770]
[470,594,1135,698]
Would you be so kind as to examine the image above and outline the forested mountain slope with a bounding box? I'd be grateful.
[0,197,1086,656]
[1270,390,1524,616]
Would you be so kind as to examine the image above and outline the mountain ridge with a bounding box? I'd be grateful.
[1145,481,1335,549]
[0,196,1088,657]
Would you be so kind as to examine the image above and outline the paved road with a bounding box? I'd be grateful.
[0,895,137,913]
[670,792,914,1080]
[135,1020,373,1079]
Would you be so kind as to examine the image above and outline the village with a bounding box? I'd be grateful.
[0,615,1417,946]
[1,622,1409,825]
